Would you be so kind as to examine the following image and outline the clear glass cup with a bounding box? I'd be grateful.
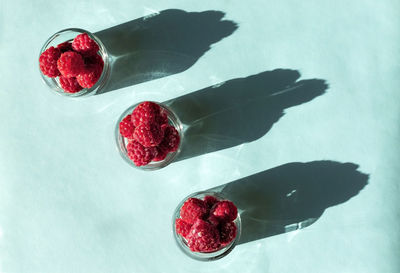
[38,28,110,97]
[115,101,183,170]
[172,190,241,261]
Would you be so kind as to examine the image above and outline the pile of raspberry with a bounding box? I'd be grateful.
[39,33,103,93]
[175,195,238,253]
[119,101,180,167]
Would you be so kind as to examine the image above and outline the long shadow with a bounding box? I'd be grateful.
[165,69,328,161]
[95,9,238,94]
[209,161,369,244]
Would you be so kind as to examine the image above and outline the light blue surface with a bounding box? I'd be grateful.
[1,1,400,272]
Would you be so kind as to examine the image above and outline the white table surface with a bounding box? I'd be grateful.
[1,1,399,272]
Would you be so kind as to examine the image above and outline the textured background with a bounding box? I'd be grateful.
[1,0,399,272]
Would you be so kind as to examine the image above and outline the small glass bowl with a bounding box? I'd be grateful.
[115,101,183,170]
[172,191,241,261]
[39,28,110,97]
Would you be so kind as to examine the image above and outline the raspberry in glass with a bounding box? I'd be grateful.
[219,221,237,246]
[131,101,162,127]
[57,41,72,53]
[119,114,135,139]
[180,198,208,224]
[76,63,102,88]
[175,218,192,238]
[210,200,238,222]
[57,51,84,78]
[84,54,104,68]
[153,147,168,162]
[204,195,219,209]
[126,140,157,166]
[133,122,164,147]
[59,76,83,93]
[186,219,221,253]
[72,33,99,57]
[159,124,180,153]
[39,46,61,78]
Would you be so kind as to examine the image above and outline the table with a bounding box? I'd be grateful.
[1,1,399,272]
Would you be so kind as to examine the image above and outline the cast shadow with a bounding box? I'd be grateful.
[165,69,328,161]
[209,161,369,244]
[95,9,238,94]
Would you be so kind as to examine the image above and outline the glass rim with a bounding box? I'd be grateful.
[38,28,110,98]
[115,101,184,171]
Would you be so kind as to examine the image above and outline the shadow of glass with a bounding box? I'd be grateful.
[165,69,328,161]
[209,161,369,245]
[95,9,238,94]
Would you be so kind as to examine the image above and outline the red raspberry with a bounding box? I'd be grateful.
[211,200,238,222]
[59,76,83,93]
[72,33,99,57]
[39,46,61,78]
[175,218,192,238]
[57,41,72,53]
[153,147,168,162]
[84,54,104,68]
[219,221,237,246]
[119,114,135,139]
[76,63,103,88]
[204,195,219,209]
[159,124,180,153]
[157,109,168,125]
[57,51,84,78]
[186,219,221,253]
[133,123,164,147]
[207,214,221,227]
[131,101,161,127]
[180,198,208,224]
[126,140,157,166]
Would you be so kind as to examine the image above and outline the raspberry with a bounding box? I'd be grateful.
[126,140,157,166]
[211,200,238,222]
[186,219,221,253]
[57,41,72,53]
[175,218,192,238]
[159,124,180,152]
[76,63,103,88]
[204,195,219,209]
[59,76,83,93]
[153,147,168,162]
[57,51,84,78]
[219,221,237,246]
[131,101,161,127]
[158,109,168,125]
[119,114,135,139]
[39,46,61,78]
[133,123,164,147]
[207,214,221,227]
[72,33,99,57]
[180,198,208,224]
[84,54,104,68]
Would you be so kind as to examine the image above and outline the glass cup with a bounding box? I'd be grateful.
[172,190,241,261]
[39,28,110,97]
[115,101,183,170]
